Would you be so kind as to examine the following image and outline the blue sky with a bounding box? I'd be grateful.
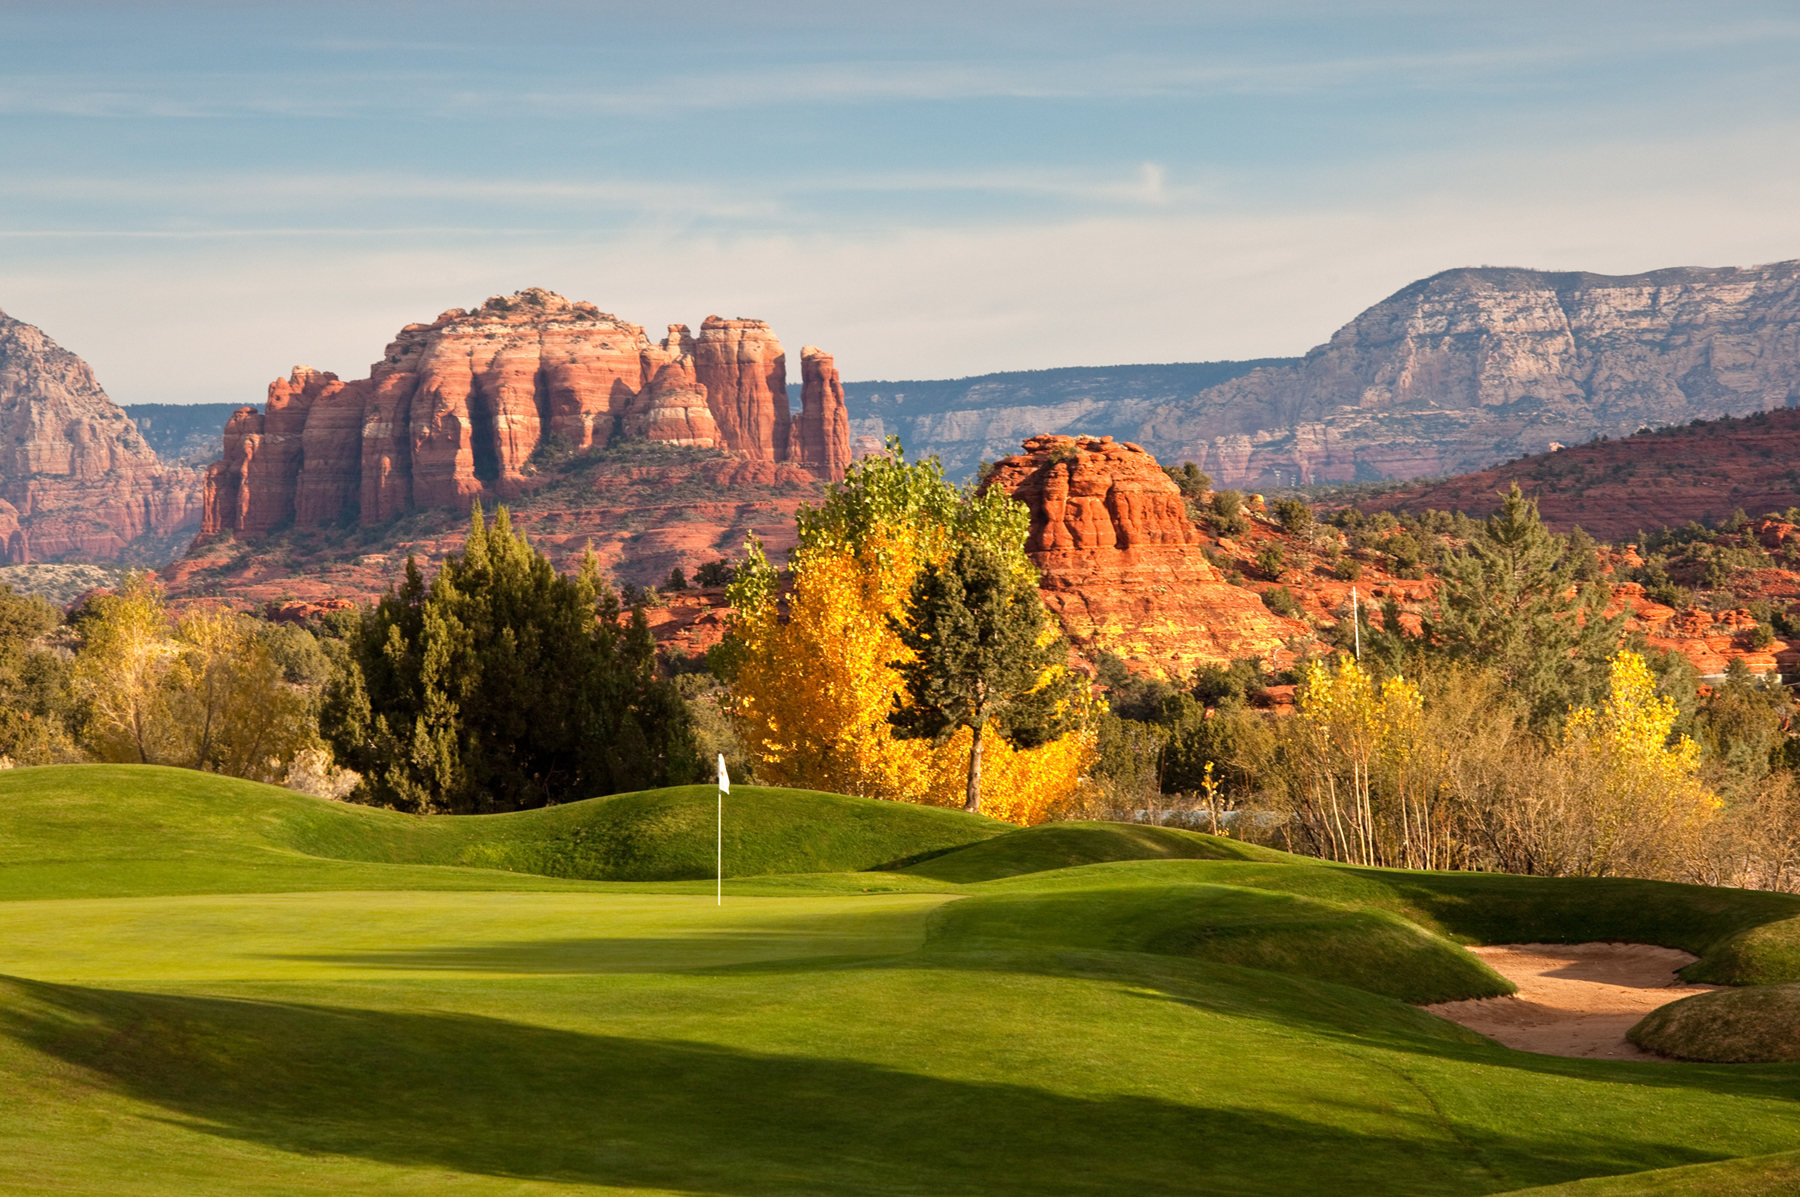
[3,1,1798,405]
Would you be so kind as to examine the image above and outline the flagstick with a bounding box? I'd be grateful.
[716,753,729,907]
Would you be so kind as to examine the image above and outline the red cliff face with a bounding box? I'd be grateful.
[0,309,204,562]
[200,290,850,538]
[691,316,789,462]
[795,346,853,481]
[985,434,1303,677]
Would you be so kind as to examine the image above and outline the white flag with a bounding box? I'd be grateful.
[717,753,729,794]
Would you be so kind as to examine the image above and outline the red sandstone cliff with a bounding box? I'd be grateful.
[202,290,851,538]
[0,309,205,562]
[797,347,853,482]
[985,434,1304,675]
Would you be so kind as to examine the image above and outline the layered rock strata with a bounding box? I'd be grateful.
[1143,260,1800,486]
[0,309,205,562]
[984,434,1304,675]
[202,290,850,538]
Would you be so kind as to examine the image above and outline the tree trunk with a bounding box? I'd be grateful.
[964,726,983,812]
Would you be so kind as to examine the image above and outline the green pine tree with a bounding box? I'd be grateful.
[887,541,1077,812]
[322,503,698,812]
[1417,484,1624,729]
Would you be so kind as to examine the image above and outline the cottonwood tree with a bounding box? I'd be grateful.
[727,442,1092,823]
[887,541,1077,812]
[74,575,315,778]
[323,504,697,813]
[0,584,74,762]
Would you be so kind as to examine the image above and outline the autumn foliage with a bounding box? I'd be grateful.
[726,446,1094,824]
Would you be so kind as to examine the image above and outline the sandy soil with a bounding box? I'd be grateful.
[1423,943,1724,1060]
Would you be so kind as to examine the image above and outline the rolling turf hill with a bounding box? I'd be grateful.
[3,765,1800,1195]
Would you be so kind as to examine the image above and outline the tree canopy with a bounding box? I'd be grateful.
[726,442,1093,823]
[1358,484,1624,728]
[323,505,697,813]
[889,540,1077,811]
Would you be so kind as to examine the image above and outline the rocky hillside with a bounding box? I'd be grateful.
[0,309,205,563]
[202,289,851,540]
[1358,408,1800,540]
[167,441,826,607]
[1142,259,1800,488]
[983,434,1302,676]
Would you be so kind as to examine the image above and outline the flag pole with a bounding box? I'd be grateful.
[717,754,728,906]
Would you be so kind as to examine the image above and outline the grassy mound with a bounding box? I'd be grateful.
[0,765,1008,897]
[1503,1149,1800,1195]
[929,877,1511,1002]
[968,858,1800,987]
[1628,984,1800,1063]
[897,820,1291,882]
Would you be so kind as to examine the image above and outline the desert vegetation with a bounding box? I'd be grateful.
[1088,486,1800,892]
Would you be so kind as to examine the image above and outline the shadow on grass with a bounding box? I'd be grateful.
[877,947,1800,1102]
[0,974,1740,1197]
[269,934,919,974]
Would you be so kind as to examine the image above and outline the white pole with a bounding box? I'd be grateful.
[1352,586,1361,662]
[716,754,728,906]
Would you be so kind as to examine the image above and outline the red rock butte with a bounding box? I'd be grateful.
[203,290,852,537]
[985,434,1305,676]
[0,308,204,562]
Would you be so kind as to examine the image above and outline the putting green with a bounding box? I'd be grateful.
[3,765,1799,1196]
[0,891,955,982]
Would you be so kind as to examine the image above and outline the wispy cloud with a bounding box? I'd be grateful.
[6,17,1798,122]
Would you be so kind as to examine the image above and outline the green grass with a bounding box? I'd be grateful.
[1503,1151,1800,1195]
[895,818,1291,881]
[926,879,1514,1002]
[2,764,1799,1196]
[1628,983,1800,1063]
[0,764,1009,898]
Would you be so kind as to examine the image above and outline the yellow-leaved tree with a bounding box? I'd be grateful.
[1551,649,1720,877]
[75,573,321,782]
[1287,657,1428,866]
[725,443,1094,824]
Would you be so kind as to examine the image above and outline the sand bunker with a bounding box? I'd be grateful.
[1423,943,1722,1060]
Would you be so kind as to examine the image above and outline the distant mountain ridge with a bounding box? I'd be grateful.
[822,359,1296,479]
[824,258,1800,487]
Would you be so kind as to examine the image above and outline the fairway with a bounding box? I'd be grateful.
[3,767,1800,1196]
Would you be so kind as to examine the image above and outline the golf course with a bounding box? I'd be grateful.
[3,765,1800,1195]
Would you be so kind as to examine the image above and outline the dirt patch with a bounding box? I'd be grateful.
[1423,943,1722,1060]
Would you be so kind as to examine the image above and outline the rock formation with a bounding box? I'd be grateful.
[984,435,1303,675]
[0,309,205,562]
[201,290,851,538]
[796,347,853,481]
[1142,259,1800,486]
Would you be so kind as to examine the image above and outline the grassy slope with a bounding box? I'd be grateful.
[0,765,1009,898]
[1628,983,1800,1063]
[1503,1152,1800,1196]
[3,765,1800,1196]
[896,819,1292,881]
